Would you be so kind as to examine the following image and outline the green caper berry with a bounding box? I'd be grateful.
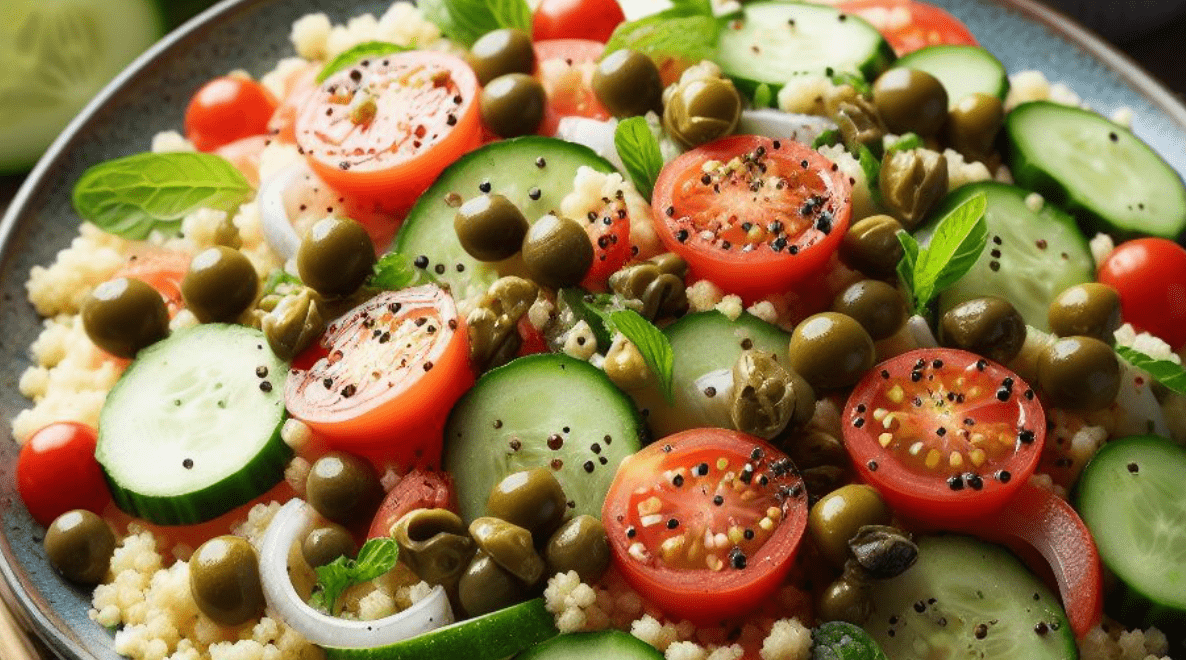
[486,468,568,540]
[454,194,529,262]
[879,148,949,229]
[468,517,545,586]
[480,73,546,138]
[834,97,886,153]
[466,28,535,86]
[832,280,907,341]
[808,484,891,568]
[82,277,169,358]
[939,296,1026,364]
[944,92,1004,160]
[788,312,875,390]
[874,68,949,137]
[840,215,905,276]
[521,214,593,289]
[391,508,474,587]
[848,525,918,579]
[663,76,742,149]
[262,287,327,361]
[190,536,265,626]
[729,350,802,439]
[181,246,259,323]
[302,524,357,569]
[817,576,873,625]
[1037,336,1121,412]
[458,551,527,617]
[306,451,384,526]
[545,515,611,583]
[1048,283,1121,341]
[297,217,376,297]
[592,49,663,118]
[44,510,115,585]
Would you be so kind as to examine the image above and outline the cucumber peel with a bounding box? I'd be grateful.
[517,630,663,659]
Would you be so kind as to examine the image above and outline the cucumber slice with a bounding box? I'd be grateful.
[893,45,1008,108]
[631,311,791,438]
[0,0,164,173]
[1076,435,1186,632]
[394,137,616,306]
[517,630,662,660]
[715,2,895,99]
[97,325,291,525]
[918,181,1093,332]
[443,353,645,523]
[865,535,1077,660]
[322,599,558,660]
[1005,101,1186,240]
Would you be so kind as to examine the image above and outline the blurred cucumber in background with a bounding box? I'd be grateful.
[0,0,221,174]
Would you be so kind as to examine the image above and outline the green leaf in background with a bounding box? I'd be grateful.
[610,309,674,404]
[72,152,253,240]
[856,143,883,207]
[310,537,399,615]
[420,0,532,47]
[317,41,411,82]
[614,117,664,201]
[1116,346,1186,395]
[602,12,720,64]
[811,621,889,660]
[896,230,919,303]
[370,251,440,290]
[911,193,987,308]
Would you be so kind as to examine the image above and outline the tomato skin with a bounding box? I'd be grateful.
[1096,238,1186,350]
[602,428,808,624]
[580,199,632,290]
[185,76,278,152]
[366,469,457,539]
[17,423,111,527]
[533,0,626,43]
[534,39,611,136]
[117,250,190,317]
[837,0,978,55]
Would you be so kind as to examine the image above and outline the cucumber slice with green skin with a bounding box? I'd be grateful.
[892,45,1008,108]
[516,630,662,660]
[918,181,1093,333]
[0,0,164,173]
[97,325,291,525]
[865,535,1077,660]
[1076,435,1186,632]
[716,2,895,100]
[630,311,791,439]
[443,353,645,523]
[1005,100,1186,240]
[323,599,558,660]
[394,137,616,307]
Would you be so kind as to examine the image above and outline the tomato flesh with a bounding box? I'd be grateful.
[367,469,457,539]
[580,196,632,290]
[185,76,278,152]
[838,0,978,55]
[18,423,111,527]
[1096,237,1186,350]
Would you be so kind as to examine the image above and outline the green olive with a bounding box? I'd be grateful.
[466,28,535,86]
[190,535,265,626]
[468,277,539,371]
[879,148,948,229]
[944,92,1004,160]
[831,280,907,341]
[729,350,805,439]
[1048,283,1121,341]
[545,515,610,583]
[297,216,376,298]
[454,194,530,262]
[521,214,593,289]
[262,287,327,361]
[839,215,905,276]
[391,508,474,587]
[302,524,357,569]
[848,525,917,579]
[603,337,651,391]
[591,49,663,118]
[873,68,949,137]
[458,551,528,618]
[816,576,873,625]
[609,263,688,320]
[468,517,545,585]
[939,296,1027,364]
[306,451,384,526]
[648,252,688,278]
[480,73,546,138]
[834,97,886,153]
[43,510,115,585]
[1037,336,1121,412]
[486,468,567,540]
[663,76,742,149]
[788,313,875,390]
[82,277,169,358]
[808,484,891,568]
[181,246,259,323]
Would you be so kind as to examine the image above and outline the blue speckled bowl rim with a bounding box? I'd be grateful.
[1,0,1185,658]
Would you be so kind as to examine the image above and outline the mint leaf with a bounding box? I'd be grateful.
[370,251,440,290]
[899,193,988,315]
[614,117,664,201]
[318,41,410,82]
[73,152,253,240]
[603,13,719,64]
[610,310,674,403]
[311,537,399,615]
[896,230,919,304]
[420,0,531,46]
[857,143,883,207]
[1116,346,1186,395]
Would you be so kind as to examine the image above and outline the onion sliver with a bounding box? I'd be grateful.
[258,160,309,262]
[259,499,454,647]
[554,116,624,171]
[737,109,836,146]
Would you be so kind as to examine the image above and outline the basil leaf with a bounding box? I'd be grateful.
[812,621,889,660]
[370,251,440,290]
[896,229,919,305]
[856,143,883,207]
[73,152,253,240]
[420,0,531,47]
[312,538,399,615]
[614,117,664,201]
[1116,346,1186,395]
[558,288,625,351]
[610,309,674,404]
[317,41,410,83]
[603,12,719,64]
[910,193,988,312]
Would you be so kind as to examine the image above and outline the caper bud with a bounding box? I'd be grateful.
[306,451,384,526]
[1048,283,1121,341]
[592,49,663,118]
[545,515,610,583]
[181,246,259,323]
[262,287,327,361]
[839,215,905,276]
[190,535,265,626]
[808,484,891,568]
[880,148,948,229]
[944,92,1004,160]
[455,194,530,262]
[873,68,949,137]
[302,524,357,569]
[604,336,651,390]
[297,216,376,298]
[832,280,907,341]
[391,508,474,587]
[44,510,115,585]
[487,468,567,540]
[939,296,1027,364]
[522,214,593,289]
[848,525,917,579]
[609,263,687,320]
[82,277,169,358]
[788,313,875,390]
[458,551,528,617]
[468,277,539,371]
[466,28,535,86]
[834,97,886,153]
[817,576,873,625]
[468,517,545,585]
[663,76,742,149]
[729,350,803,439]
[1037,336,1121,411]
[480,73,546,138]
[649,252,688,278]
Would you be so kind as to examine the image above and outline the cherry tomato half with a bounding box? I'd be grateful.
[367,469,457,539]
[843,348,1045,522]
[837,0,978,56]
[651,135,852,298]
[17,423,111,527]
[185,76,278,152]
[533,0,626,43]
[580,195,632,290]
[1096,237,1186,350]
[534,39,611,136]
[602,428,808,624]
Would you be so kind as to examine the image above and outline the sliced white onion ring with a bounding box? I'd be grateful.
[258,160,310,262]
[737,109,837,146]
[259,499,454,647]
[555,116,624,171]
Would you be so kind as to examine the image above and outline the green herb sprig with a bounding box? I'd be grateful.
[610,309,674,404]
[370,251,441,291]
[896,193,988,315]
[309,537,399,616]
[318,41,411,82]
[420,0,532,47]
[614,117,664,201]
[1116,346,1186,395]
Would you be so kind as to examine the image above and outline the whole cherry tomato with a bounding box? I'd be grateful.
[18,422,111,527]
[185,76,278,152]
[533,0,626,43]
[1097,237,1186,349]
